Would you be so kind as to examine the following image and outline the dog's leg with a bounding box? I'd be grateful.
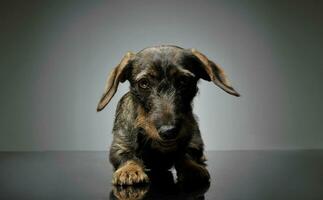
[109,137,149,185]
[175,154,210,184]
[175,130,210,183]
[107,94,149,185]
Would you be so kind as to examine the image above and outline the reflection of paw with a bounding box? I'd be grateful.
[177,160,210,184]
[112,161,149,185]
[112,185,149,200]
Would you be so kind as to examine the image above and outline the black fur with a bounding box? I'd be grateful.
[97,45,239,185]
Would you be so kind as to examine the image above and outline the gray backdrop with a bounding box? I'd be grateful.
[1,0,322,151]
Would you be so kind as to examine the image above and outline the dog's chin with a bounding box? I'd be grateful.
[151,137,178,153]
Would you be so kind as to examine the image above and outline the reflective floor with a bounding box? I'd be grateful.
[1,150,322,200]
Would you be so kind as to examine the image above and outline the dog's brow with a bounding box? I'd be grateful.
[178,68,195,77]
[135,70,156,81]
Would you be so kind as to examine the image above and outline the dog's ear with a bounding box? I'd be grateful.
[97,52,135,112]
[190,48,240,97]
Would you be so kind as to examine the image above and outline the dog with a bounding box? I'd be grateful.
[97,45,239,185]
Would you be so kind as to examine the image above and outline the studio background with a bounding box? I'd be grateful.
[1,0,322,151]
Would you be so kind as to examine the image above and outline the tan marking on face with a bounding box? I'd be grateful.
[177,67,195,78]
[133,65,159,81]
[135,70,149,81]
[135,106,161,141]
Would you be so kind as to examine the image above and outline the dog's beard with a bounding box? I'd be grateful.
[151,138,178,152]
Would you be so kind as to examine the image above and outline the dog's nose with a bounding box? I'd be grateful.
[158,125,177,140]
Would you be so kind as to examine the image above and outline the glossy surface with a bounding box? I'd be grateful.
[1,151,322,200]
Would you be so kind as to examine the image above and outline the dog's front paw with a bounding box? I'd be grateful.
[112,161,149,185]
[176,159,210,184]
[112,185,149,200]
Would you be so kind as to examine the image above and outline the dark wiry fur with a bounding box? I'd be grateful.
[98,45,239,185]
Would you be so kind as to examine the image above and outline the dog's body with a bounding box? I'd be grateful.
[97,45,239,185]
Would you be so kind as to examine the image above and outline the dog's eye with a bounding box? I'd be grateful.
[138,78,150,89]
[179,79,187,86]
[178,76,190,87]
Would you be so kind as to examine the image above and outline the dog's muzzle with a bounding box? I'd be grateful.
[158,125,177,140]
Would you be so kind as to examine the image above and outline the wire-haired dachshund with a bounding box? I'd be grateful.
[97,45,239,185]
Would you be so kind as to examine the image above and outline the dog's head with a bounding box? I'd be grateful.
[97,45,239,141]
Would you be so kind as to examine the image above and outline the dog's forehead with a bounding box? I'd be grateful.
[136,46,183,65]
[132,46,193,78]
